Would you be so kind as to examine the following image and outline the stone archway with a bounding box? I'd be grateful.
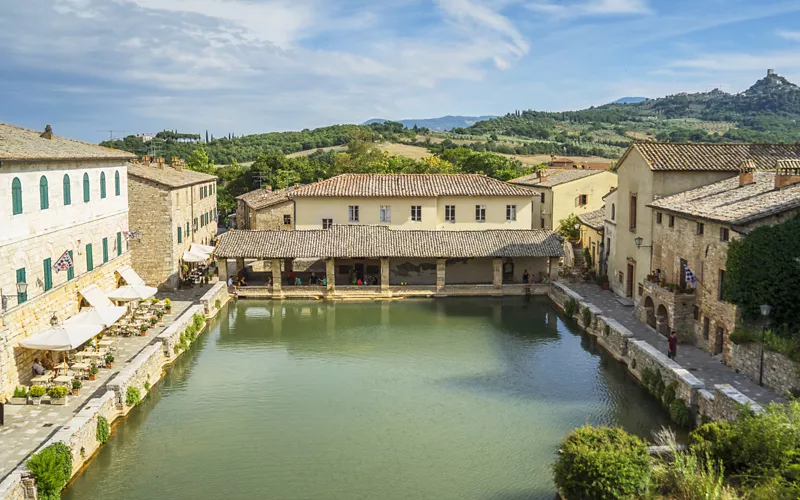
[644,296,656,329]
[656,304,670,337]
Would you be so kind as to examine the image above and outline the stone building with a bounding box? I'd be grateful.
[601,188,617,277]
[642,164,800,359]
[510,168,617,230]
[609,142,800,302]
[127,158,218,289]
[236,185,300,230]
[577,207,605,271]
[0,123,135,398]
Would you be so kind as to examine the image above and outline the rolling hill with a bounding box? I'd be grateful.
[363,115,497,131]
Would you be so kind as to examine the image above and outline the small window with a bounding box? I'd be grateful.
[16,268,27,304]
[577,194,588,206]
[668,215,675,227]
[186,222,190,237]
[67,251,74,280]
[83,173,90,202]
[39,176,49,210]
[618,271,624,284]
[720,227,729,242]
[692,305,700,320]
[445,205,456,223]
[63,174,71,206]
[718,269,726,301]
[703,317,710,340]
[411,205,422,222]
[638,284,643,296]
[283,214,292,225]
[506,205,517,221]
[43,258,52,292]
[629,194,637,230]
[696,222,704,235]
[540,192,545,203]
[611,203,615,220]
[12,177,23,215]
[178,226,183,244]
[100,172,107,199]
[86,243,93,271]
[475,205,486,223]
[540,218,545,228]
[115,171,121,196]
[322,218,333,229]
[380,205,391,223]
[117,232,122,256]
[348,205,359,223]
[102,237,109,263]
[656,212,662,224]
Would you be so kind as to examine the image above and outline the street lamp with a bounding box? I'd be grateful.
[633,236,652,249]
[1,282,28,312]
[758,304,772,387]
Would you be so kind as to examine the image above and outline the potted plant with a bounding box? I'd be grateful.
[156,310,164,323]
[105,353,115,369]
[10,386,28,405]
[29,385,46,405]
[149,316,157,328]
[48,385,69,405]
[71,379,82,396]
[164,298,172,314]
[139,323,148,336]
[88,364,99,381]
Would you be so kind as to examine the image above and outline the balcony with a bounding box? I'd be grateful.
[639,279,697,339]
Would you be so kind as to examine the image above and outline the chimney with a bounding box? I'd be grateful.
[143,155,152,166]
[156,157,165,169]
[738,159,755,187]
[263,185,273,193]
[173,159,184,171]
[40,125,53,140]
[775,160,800,189]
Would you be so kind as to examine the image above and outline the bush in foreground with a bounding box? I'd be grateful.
[26,442,73,500]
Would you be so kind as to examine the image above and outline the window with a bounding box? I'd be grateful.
[703,317,710,340]
[186,222,190,237]
[12,177,23,215]
[638,284,643,296]
[102,237,109,263]
[214,208,217,220]
[693,305,700,320]
[86,243,93,271]
[656,212,662,224]
[283,214,292,225]
[39,176,49,210]
[100,172,107,199]
[618,271,624,284]
[668,215,675,227]
[629,194,637,230]
[67,251,74,280]
[16,268,27,304]
[696,222,704,235]
[380,205,391,223]
[506,205,517,221]
[322,218,333,229]
[115,171,121,196]
[63,174,71,205]
[475,205,486,222]
[611,204,615,220]
[606,237,611,255]
[720,227,729,242]
[194,218,198,232]
[541,218,545,228]
[43,258,52,291]
[83,173,90,202]
[445,205,456,223]
[411,205,422,222]
[348,205,359,223]
[718,270,726,301]
[117,232,122,256]
[540,192,545,203]
[577,194,588,206]
[177,226,183,244]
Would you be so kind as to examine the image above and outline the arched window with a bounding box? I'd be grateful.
[11,177,23,215]
[115,171,121,196]
[63,174,71,205]
[100,172,107,199]
[39,176,49,210]
[83,173,90,202]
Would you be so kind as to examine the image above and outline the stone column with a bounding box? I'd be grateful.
[326,258,336,294]
[216,258,228,283]
[436,259,446,291]
[548,257,558,281]
[492,258,503,289]
[235,257,245,277]
[380,258,390,292]
[271,259,282,295]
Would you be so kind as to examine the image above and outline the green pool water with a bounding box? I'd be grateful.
[63,298,675,500]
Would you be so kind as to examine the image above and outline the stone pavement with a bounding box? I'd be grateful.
[566,281,783,406]
[0,286,210,481]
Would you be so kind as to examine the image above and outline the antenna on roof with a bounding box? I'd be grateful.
[97,130,125,140]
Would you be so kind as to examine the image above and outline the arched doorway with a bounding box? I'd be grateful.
[656,304,670,337]
[644,296,656,329]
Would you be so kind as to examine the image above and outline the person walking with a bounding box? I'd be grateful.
[667,331,678,360]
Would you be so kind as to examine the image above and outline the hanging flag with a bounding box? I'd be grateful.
[53,250,74,273]
[683,262,697,287]
[124,230,138,241]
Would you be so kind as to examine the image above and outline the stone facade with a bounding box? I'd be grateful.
[639,281,697,342]
[727,341,800,397]
[237,198,294,231]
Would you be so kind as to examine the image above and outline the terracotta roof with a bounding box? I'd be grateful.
[237,185,300,210]
[578,207,606,230]
[289,174,535,198]
[648,171,800,225]
[601,186,618,200]
[128,163,216,188]
[0,123,135,161]
[214,226,563,259]
[510,168,609,187]
[622,142,800,172]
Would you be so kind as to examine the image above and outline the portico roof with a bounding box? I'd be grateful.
[214,226,563,259]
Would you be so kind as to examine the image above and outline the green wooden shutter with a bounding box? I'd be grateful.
[100,172,107,199]
[43,258,52,291]
[83,173,90,202]
[63,174,71,205]
[117,232,122,256]
[12,177,23,215]
[178,226,182,244]
[115,171,121,196]
[67,251,74,280]
[86,244,93,271]
[16,268,27,303]
[102,237,109,263]
[39,176,49,210]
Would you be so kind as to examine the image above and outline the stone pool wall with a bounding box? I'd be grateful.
[200,282,229,318]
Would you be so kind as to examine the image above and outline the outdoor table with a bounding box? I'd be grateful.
[31,374,52,386]
[98,340,113,348]
[53,375,73,386]
[70,362,90,372]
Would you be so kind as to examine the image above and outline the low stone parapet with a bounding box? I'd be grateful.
[157,304,204,360]
[727,341,799,397]
[628,339,704,406]
[106,343,165,411]
[200,282,230,318]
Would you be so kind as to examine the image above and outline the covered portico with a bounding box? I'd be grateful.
[214,226,563,299]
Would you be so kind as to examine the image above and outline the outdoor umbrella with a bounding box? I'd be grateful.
[107,285,158,302]
[562,239,575,268]
[20,324,103,351]
[190,243,215,255]
[65,306,127,328]
[182,249,209,263]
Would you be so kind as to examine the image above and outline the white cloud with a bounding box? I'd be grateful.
[435,0,529,57]
[670,51,800,72]
[777,30,800,42]
[528,0,650,18]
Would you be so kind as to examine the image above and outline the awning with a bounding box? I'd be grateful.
[79,284,114,308]
[182,250,209,263]
[190,243,215,255]
[19,324,103,351]
[116,265,146,286]
[107,284,157,302]
[65,306,127,328]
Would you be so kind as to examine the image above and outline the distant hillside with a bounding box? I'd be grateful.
[613,97,647,104]
[363,116,497,131]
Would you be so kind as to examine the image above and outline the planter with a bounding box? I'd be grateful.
[88,373,97,381]
[31,397,42,406]
[106,362,114,369]
[50,396,68,406]
[71,389,80,397]
[8,397,28,405]
[140,331,147,337]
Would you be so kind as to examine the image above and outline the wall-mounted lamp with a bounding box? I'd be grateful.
[1,282,28,312]
[634,236,653,249]
[50,314,58,326]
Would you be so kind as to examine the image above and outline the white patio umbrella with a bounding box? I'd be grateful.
[20,324,103,351]
[65,306,127,328]
[562,239,575,268]
[190,243,215,255]
[107,284,158,302]
[182,249,209,263]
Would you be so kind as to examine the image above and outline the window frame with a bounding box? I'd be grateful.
[86,243,93,271]
[656,212,662,224]
[379,205,391,223]
[696,222,704,235]
[718,269,726,301]
[100,171,107,199]
[117,232,122,256]
[720,227,729,242]
[629,194,637,230]
[611,203,615,221]
[283,214,292,225]
[475,204,486,223]
[39,176,49,210]
[16,268,27,304]
[102,237,109,263]
[83,173,90,202]
[115,171,121,196]
[12,177,23,215]
[63,174,71,206]
[67,251,74,280]
[506,204,517,221]
[322,218,333,229]
[578,194,588,206]
[348,205,359,223]
[43,258,53,291]
[668,215,675,227]
[178,226,183,244]
[540,192,545,203]
[410,205,422,222]
[445,205,456,223]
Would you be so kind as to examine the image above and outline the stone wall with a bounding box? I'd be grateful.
[0,473,34,500]
[127,178,173,288]
[697,385,763,424]
[106,343,165,411]
[157,305,205,359]
[200,282,229,318]
[638,281,696,341]
[254,201,294,230]
[727,341,800,397]
[627,339,704,405]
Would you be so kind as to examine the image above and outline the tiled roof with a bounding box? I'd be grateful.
[624,142,800,171]
[602,186,617,200]
[214,225,563,259]
[578,207,606,230]
[289,174,535,197]
[510,168,608,187]
[648,171,800,225]
[127,163,216,188]
[0,123,135,161]
[237,185,300,210]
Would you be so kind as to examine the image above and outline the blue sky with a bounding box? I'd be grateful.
[2,0,800,142]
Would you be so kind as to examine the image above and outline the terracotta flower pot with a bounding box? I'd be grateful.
[88,374,97,381]
[106,362,114,369]
[72,389,80,396]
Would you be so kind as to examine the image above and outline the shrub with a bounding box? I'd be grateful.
[105,353,115,365]
[192,313,205,330]
[48,386,69,399]
[652,451,734,500]
[557,214,581,240]
[690,421,738,467]
[583,247,593,269]
[89,364,99,375]
[582,306,592,328]
[71,379,82,391]
[149,316,157,325]
[13,386,27,398]
[669,399,692,428]
[144,380,151,392]
[139,323,148,333]
[125,386,141,407]
[156,310,164,319]
[26,442,73,500]
[29,385,46,398]
[173,345,180,355]
[604,324,610,336]
[553,425,651,500]
[564,298,578,318]
[215,298,221,309]
[96,415,110,444]
[662,382,678,407]
[729,327,760,345]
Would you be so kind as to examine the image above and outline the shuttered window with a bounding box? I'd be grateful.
[117,232,122,256]
[67,251,74,280]
[63,174,71,205]
[43,258,53,291]
[115,171,121,196]
[86,243,93,271]
[100,172,107,199]
[102,237,109,263]
[12,177,23,215]
[39,176,49,210]
[83,173,90,202]
[16,268,27,303]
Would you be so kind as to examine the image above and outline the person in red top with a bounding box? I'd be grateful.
[667,331,678,360]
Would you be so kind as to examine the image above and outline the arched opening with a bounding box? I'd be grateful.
[644,296,656,328]
[656,304,670,337]
[39,176,49,210]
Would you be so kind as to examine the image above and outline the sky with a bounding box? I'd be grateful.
[2,0,800,142]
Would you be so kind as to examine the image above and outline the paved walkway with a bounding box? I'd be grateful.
[0,286,211,480]
[566,281,782,406]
